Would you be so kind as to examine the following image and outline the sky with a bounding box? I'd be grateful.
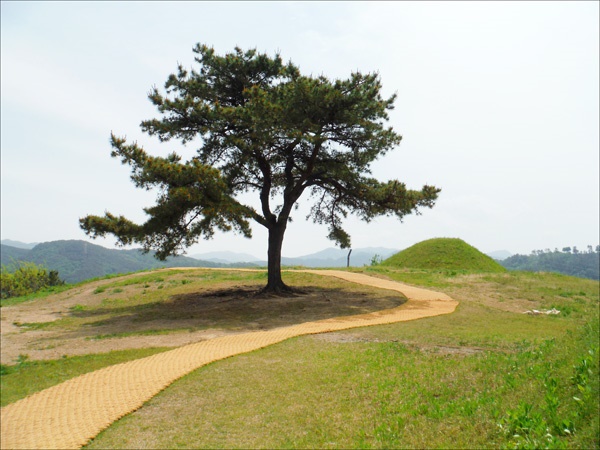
[1,1,599,259]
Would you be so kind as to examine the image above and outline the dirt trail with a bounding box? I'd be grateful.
[1,269,457,450]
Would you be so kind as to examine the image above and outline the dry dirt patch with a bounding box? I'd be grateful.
[444,273,541,313]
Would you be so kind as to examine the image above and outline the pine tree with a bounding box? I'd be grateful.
[80,44,440,293]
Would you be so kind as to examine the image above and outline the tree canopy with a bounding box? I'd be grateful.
[81,44,440,292]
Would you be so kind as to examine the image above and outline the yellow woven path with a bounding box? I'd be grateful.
[1,270,457,449]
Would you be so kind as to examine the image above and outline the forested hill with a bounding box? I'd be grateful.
[0,240,254,283]
[500,247,599,280]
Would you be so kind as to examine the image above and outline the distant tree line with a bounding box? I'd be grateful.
[500,245,599,280]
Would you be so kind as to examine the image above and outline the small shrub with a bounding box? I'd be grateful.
[370,254,383,266]
[0,262,64,299]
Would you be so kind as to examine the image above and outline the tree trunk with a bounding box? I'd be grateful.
[263,222,292,293]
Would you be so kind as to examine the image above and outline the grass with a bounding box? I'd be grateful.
[0,283,73,307]
[2,266,598,449]
[84,269,598,449]
[87,329,190,340]
[85,303,598,449]
[6,269,404,339]
[0,268,170,307]
[382,237,507,273]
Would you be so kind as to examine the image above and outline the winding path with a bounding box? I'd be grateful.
[1,270,457,450]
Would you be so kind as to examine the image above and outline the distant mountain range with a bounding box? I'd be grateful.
[190,250,263,264]
[486,250,512,260]
[282,247,398,267]
[191,247,399,268]
[1,238,527,284]
[0,240,255,284]
[0,239,404,283]
[1,239,39,250]
[0,239,399,284]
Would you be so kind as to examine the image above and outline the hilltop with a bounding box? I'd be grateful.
[382,238,506,272]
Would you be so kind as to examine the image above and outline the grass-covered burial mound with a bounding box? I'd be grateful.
[383,238,506,273]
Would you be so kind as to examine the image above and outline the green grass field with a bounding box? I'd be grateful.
[1,265,598,449]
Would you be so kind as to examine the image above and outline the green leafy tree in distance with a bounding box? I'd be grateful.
[80,44,440,293]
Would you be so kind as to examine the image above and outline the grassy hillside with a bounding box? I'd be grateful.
[1,268,598,449]
[382,237,506,273]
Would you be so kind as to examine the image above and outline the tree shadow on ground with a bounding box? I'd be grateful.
[73,285,407,338]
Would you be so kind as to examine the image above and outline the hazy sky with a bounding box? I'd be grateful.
[2,1,598,258]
